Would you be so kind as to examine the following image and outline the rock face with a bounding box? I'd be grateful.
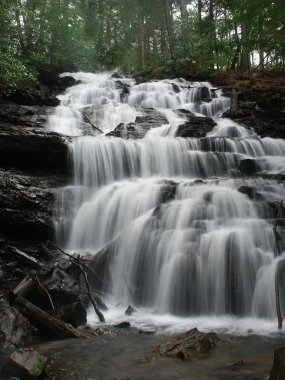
[0,87,59,107]
[0,103,69,173]
[270,346,285,380]
[155,328,219,360]
[0,169,67,242]
[0,99,69,244]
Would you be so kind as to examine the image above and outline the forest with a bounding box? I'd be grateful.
[1,0,285,87]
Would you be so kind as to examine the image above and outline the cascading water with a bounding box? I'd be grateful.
[49,72,285,334]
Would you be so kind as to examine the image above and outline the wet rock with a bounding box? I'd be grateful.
[107,123,142,139]
[1,348,47,379]
[114,322,131,328]
[134,108,168,128]
[200,86,212,102]
[0,87,59,107]
[37,71,79,92]
[0,104,50,128]
[57,75,79,91]
[237,186,257,200]
[237,118,285,139]
[172,83,181,93]
[48,302,87,328]
[176,117,216,138]
[125,306,136,316]
[0,126,69,173]
[111,72,124,79]
[159,180,178,204]
[0,300,33,349]
[106,108,168,139]
[0,169,67,242]
[139,330,155,335]
[238,159,260,176]
[155,328,219,360]
[176,108,195,116]
[270,346,285,380]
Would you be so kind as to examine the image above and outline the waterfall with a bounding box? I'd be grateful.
[50,72,285,332]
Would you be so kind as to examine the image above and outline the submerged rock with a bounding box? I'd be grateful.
[155,328,219,360]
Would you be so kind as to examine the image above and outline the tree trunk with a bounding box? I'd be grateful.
[140,15,146,70]
[180,0,188,23]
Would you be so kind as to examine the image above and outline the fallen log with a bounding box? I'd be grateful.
[12,295,89,339]
[6,245,42,269]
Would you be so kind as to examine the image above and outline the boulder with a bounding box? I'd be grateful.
[155,328,219,360]
[1,348,47,379]
[0,300,33,349]
[176,116,216,138]
[270,346,285,380]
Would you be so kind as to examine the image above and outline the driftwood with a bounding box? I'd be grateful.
[10,275,34,298]
[82,112,103,134]
[12,295,89,339]
[52,244,105,323]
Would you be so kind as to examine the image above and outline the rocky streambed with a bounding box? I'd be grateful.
[0,72,285,379]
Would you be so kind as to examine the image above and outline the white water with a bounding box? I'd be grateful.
[50,72,285,334]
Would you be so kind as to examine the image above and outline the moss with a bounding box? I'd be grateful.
[31,356,47,377]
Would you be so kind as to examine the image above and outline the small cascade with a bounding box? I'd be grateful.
[50,72,285,332]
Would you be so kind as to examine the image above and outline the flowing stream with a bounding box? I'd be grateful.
[48,72,285,335]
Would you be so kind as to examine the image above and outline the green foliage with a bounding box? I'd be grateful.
[0,0,284,88]
[0,54,36,87]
